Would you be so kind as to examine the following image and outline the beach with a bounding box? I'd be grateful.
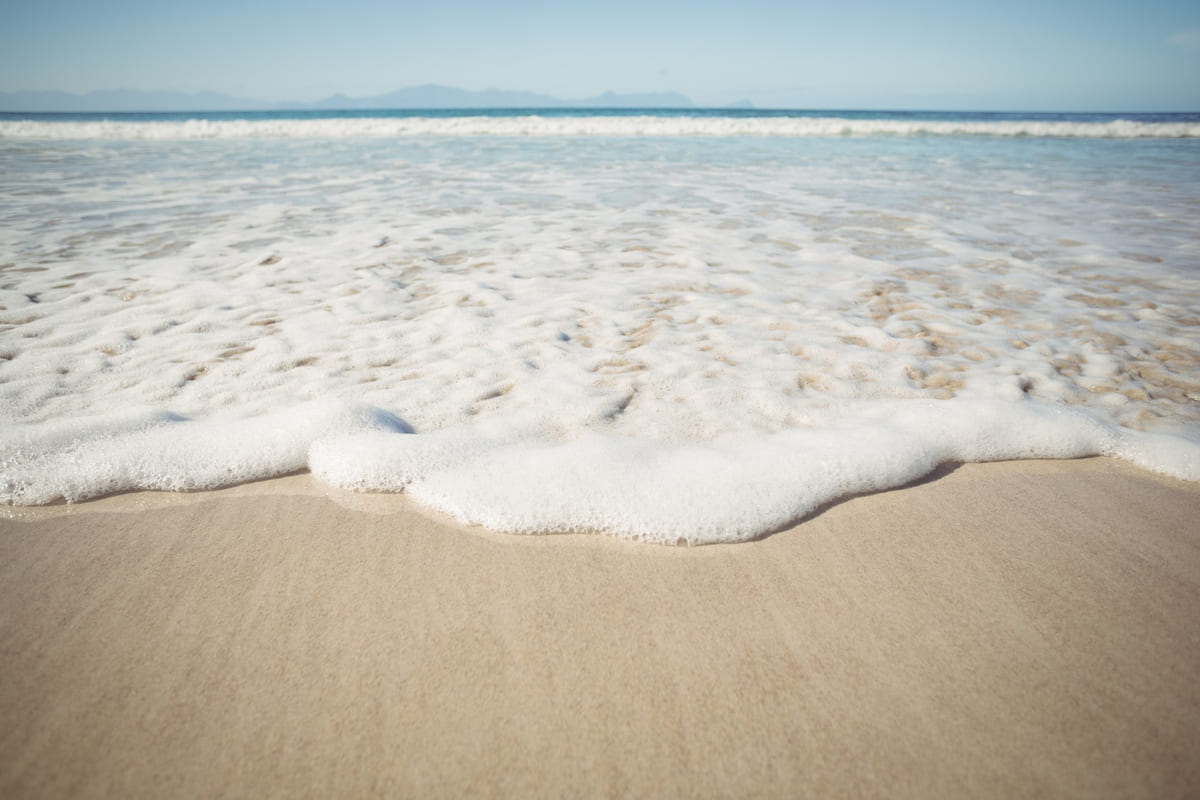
[2,109,1199,796]
[3,456,1199,798]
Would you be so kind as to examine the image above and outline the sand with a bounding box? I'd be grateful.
[2,457,1199,798]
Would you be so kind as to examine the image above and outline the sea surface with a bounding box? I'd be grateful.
[1,109,1198,542]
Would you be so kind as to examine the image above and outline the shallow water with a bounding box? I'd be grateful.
[2,112,1198,541]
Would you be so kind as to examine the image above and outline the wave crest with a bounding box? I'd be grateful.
[3,116,1198,140]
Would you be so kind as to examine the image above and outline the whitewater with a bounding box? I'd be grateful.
[1,111,1198,542]
[3,113,1200,140]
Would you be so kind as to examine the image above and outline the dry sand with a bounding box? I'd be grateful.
[2,457,1199,798]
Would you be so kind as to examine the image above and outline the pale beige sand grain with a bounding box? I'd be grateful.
[2,457,1198,798]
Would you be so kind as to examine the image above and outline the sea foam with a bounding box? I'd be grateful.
[310,397,1142,544]
[3,396,1195,542]
[0,401,408,505]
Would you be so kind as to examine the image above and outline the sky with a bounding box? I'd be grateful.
[1,0,1199,111]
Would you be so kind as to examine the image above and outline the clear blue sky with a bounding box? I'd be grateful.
[2,0,1198,110]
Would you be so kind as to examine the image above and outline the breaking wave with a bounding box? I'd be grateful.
[3,115,1199,140]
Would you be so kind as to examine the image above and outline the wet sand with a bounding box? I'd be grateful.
[2,457,1199,798]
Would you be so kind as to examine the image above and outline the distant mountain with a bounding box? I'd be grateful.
[270,85,699,110]
[291,84,563,110]
[564,90,695,109]
[0,85,697,112]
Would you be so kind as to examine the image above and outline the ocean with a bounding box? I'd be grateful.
[1,109,1198,542]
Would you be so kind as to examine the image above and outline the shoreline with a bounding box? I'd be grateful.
[3,457,1199,797]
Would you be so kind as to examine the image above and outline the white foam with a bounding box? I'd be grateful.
[3,392,1196,540]
[308,398,1190,544]
[1109,429,1200,480]
[1,116,1198,140]
[0,401,406,504]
